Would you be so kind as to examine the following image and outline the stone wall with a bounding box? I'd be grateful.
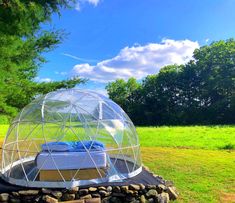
[0,167,178,203]
[0,183,178,203]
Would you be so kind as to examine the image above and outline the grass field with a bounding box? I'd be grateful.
[0,125,234,202]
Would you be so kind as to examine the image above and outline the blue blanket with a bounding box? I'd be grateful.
[41,141,105,152]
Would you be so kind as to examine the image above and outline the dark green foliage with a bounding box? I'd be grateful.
[0,0,85,120]
[106,39,235,125]
[219,144,235,150]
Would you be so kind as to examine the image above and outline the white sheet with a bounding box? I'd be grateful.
[36,151,107,170]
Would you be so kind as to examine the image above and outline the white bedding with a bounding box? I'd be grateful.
[36,151,107,170]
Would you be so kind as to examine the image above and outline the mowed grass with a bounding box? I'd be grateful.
[0,124,9,140]
[138,126,235,202]
[142,147,235,203]
[137,126,235,150]
[0,125,235,202]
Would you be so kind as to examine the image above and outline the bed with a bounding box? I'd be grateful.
[36,140,108,181]
[36,150,107,170]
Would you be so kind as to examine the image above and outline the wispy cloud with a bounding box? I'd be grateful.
[62,53,98,63]
[55,71,68,76]
[71,39,199,83]
[75,0,101,11]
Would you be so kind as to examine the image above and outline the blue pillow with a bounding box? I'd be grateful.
[41,141,105,152]
[41,142,74,152]
[74,140,105,151]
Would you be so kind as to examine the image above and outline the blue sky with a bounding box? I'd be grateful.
[38,0,235,94]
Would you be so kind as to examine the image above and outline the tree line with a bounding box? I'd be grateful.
[106,39,235,125]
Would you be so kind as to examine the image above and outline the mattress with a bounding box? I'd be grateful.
[36,151,107,170]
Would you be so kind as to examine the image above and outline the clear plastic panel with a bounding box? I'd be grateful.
[1,89,142,187]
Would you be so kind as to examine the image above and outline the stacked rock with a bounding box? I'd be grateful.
[0,184,178,203]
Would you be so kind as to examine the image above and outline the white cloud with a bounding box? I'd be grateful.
[205,38,210,43]
[35,77,53,83]
[87,0,100,6]
[71,39,199,83]
[55,71,68,76]
[75,3,81,11]
[75,0,100,11]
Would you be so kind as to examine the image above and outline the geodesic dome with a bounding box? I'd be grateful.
[0,89,142,188]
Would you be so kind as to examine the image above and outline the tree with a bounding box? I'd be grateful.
[0,0,85,120]
[183,39,235,124]
[141,65,184,125]
[106,39,235,125]
[106,78,140,110]
[106,78,142,122]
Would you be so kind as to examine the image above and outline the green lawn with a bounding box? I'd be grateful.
[0,124,8,139]
[0,125,234,202]
[137,126,235,150]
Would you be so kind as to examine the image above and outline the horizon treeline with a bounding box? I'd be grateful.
[106,39,235,125]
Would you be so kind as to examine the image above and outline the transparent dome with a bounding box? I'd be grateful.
[0,89,142,188]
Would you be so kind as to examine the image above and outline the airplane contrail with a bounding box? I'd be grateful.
[62,53,98,63]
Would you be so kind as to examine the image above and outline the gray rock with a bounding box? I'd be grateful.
[107,186,112,192]
[79,189,89,196]
[125,195,136,202]
[42,188,52,194]
[101,196,111,203]
[43,195,58,203]
[156,184,167,193]
[121,186,129,193]
[112,192,126,197]
[51,191,62,199]
[0,193,9,202]
[140,195,147,203]
[139,189,147,195]
[110,196,122,203]
[147,198,154,203]
[21,195,35,202]
[80,194,92,199]
[146,189,158,198]
[157,193,169,203]
[98,187,107,191]
[11,192,19,197]
[69,186,79,194]
[139,184,145,190]
[89,187,98,192]
[129,184,140,191]
[126,190,134,195]
[127,190,138,196]
[99,190,109,197]
[62,193,75,201]
[165,181,174,187]
[18,190,39,196]
[34,196,41,203]
[91,193,101,198]
[166,186,178,200]
[9,197,21,203]
[112,186,121,193]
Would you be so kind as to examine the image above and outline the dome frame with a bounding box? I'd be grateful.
[0,89,142,188]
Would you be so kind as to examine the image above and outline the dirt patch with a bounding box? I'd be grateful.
[220,192,235,203]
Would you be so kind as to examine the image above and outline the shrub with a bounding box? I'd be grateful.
[0,115,9,124]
